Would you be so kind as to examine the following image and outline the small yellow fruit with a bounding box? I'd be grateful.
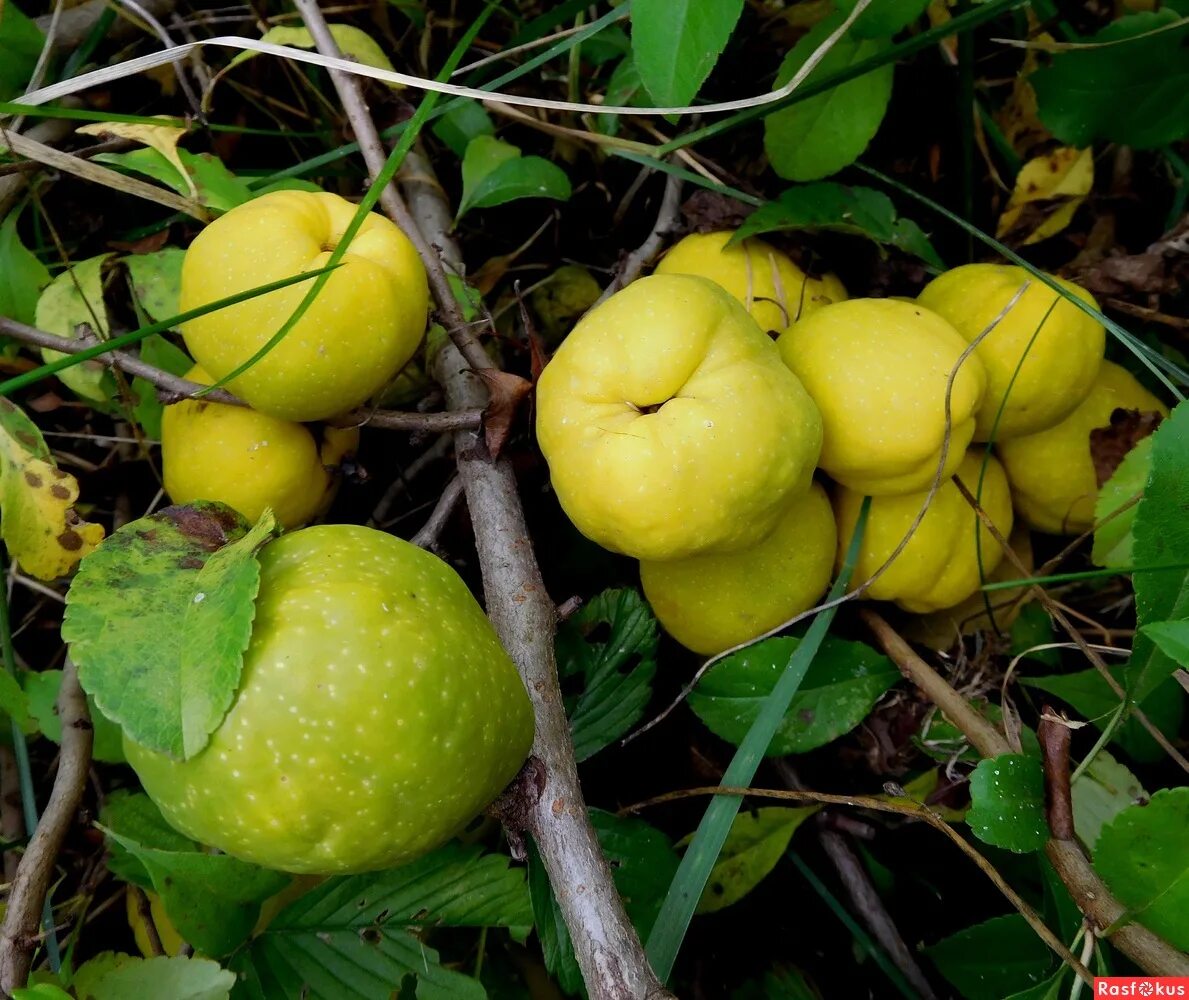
[917,263,1105,440]
[998,361,1168,535]
[536,274,823,561]
[655,231,847,332]
[162,366,357,530]
[640,482,836,655]
[179,190,429,421]
[127,888,187,957]
[777,298,987,495]
[834,450,1014,613]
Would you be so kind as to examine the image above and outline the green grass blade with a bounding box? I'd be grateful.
[982,562,1189,591]
[612,150,764,206]
[645,497,871,982]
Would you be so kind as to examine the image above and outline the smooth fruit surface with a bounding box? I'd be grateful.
[640,481,836,655]
[917,263,1104,440]
[535,274,823,561]
[161,366,357,530]
[998,361,1168,534]
[180,190,429,421]
[834,450,1014,613]
[124,525,534,874]
[777,298,987,495]
[655,231,846,332]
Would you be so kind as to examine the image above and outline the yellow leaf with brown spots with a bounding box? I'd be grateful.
[996,146,1094,246]
[78,117,195,198]
[0,399,104,580]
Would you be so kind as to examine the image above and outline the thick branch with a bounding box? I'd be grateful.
[0,661,93,993]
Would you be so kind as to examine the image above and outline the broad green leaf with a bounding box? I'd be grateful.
[631,0,745,106]
[1094,787,1189,950]
[1002,969,1071,1000]
[125,248,186,324]
[1010,603,1058,668]
[11,985,73,1000]
[596,53,645,136]
[924,914,1054,1000]
[0,1,44,100]
[0,668,34,733]
[689,635,898,756]
[93,149,252,212]
[1071,750,1145,850]
[78,119,196,198]
[732,967,818,1000]
[0,208,50,326]
[232,842,528,1000]
[33,253,115,405]
[104,829,290,958]
[0,398,105,580]
[764,17,894,181]
[63,504,276,760]
[733,182,942,267]
[1140,619,1189,666]
[966,754,1048,853]
[457,136,571,219]
[431,100,494,157]
[527,841,581,995]
[100,790,198,888]
[1093,436,1153,568]
[70,952,235,1000]
[1128,401,1189,699]
[131,333,192,439]
[836,0,930,38]
[1032,11,1189,149]
[693,807,817,914]
[23,669,125,763]
[556,588,658,760]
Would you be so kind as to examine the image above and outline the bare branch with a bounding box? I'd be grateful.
[410,475,463,551]
[596,168,684,306]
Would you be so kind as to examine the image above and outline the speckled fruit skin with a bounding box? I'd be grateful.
[655,231,847,333]
[124,525,534,875]
[640,481,836,655]
[535,274,823,561]
[998,361,1168,535]
[777,298,987,496]
[834,450,1014,614]
[917,264,1105,441]
[161,366,358,530]
[179,191,429,422]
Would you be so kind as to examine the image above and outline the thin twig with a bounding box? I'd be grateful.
[410,475,463,551]
[595,167,684,305]
[1039,709,1075,841]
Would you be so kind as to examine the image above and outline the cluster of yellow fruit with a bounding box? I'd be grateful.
[536,232,1167,656]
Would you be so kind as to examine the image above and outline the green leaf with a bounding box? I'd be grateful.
[1032,11,1189,149]
[1130,402,1189,701]
[732,966,818,1000]
[431,100,495,157]
[93,149,252,212]
[63,504,276,760]
[631,0,745,106]
[70,952,236,1000]
[966,754,1049,853]
[689,635,898,756]
[23,669,126,763]
[100,790,198,888]
[0,208,51,326]
[131,334,192,439]
[835,0,930,38]
[924,914,1054,1000]
[457,136,571,219]
[11,984,73,1000]
[0,2,44,100]
[1071,750,1146,851]
[1140,619,1189,666]
[527,841,581,996]
[556,588,658,760]
[0,667,34,733]
[733,182,942,267]
[596,54,645,136]
[232,842,527,999]
[1094,786,1189,950]
[125,248,186,324]
[694,807,817,913]
[1010,604,1058,668]
[33,253,116,405]
[1092,435,1153,568]
[763,18,894,181]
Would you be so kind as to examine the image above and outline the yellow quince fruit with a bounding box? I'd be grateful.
[998,361,1168,535]
[655,231,847,333]
[917,263,1104,441]
[179,190,429,421]
[162,365,358,530]
[640,481,836,655]
[777,298,987,495]
[535,274,823,561]
[835,449,1014,613]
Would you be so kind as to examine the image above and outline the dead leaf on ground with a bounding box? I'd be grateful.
[1090,408,1164,487]
[680,190,751,235]
[997,147,1093,246]
[477,369,532,460]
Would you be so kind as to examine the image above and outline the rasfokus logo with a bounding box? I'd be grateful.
[1095,978,1189,996]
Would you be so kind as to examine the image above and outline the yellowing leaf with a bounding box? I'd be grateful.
[78,118,195,198]
[996,146,1093,246]
[33,253,115,405]
[237,25,401,89]
[0,399,104,580]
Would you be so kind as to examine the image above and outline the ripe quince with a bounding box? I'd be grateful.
[179,190,429,421]
[535,274,823,561]
[998,361,1168,535]
[640,481,836,655]
[917,263,1104,441]
[124,525,534,874]
[161,366,358,530]
[655,231,846,332]
[777,298,987,495]
[835,450,1014,613]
